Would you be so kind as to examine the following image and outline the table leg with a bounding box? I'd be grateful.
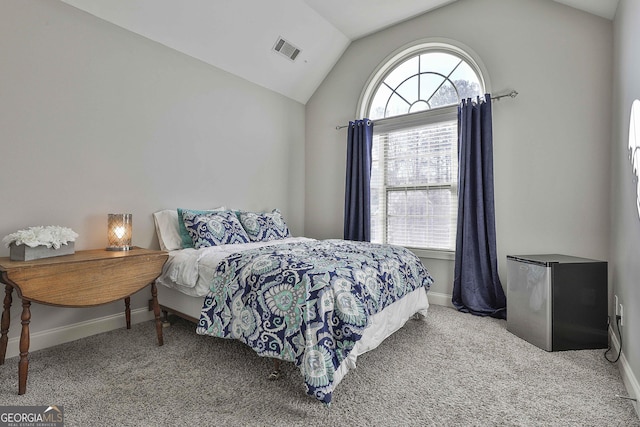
[18,299,31,395]
[124,297,131,329]
[150,282,163,346]
[0,284,13,365]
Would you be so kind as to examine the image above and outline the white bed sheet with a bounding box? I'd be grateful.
[155,237,313,297]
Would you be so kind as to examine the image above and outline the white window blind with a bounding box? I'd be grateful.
[371,118,458,250]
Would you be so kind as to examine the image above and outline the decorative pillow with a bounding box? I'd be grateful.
[177,207,226,248]
[181,210,250,248]
[238,209,291,242]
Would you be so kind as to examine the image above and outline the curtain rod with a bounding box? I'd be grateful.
[491,90,519,101]
[335,90,518,130]
[335,120,373,130]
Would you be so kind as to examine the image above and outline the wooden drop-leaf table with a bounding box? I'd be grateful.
[0,247,168,395]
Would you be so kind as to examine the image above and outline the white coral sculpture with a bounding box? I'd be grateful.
[2,226,79,249]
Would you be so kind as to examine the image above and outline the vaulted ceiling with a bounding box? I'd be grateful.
[59,0,619,104]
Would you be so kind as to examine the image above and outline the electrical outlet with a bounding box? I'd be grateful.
[620,304,624,327]
[615,295,620,316]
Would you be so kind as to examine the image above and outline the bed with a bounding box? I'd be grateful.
[153,208,433,405]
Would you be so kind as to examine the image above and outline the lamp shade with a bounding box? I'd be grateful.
[107,213,132,251]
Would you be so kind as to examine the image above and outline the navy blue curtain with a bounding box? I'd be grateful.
[452,94,507,319]
[344,119,374,241]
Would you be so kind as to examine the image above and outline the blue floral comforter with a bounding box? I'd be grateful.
[195,239,433,404]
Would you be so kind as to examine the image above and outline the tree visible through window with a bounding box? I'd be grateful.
[365,46,485,251]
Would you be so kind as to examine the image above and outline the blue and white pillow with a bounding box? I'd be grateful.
[177,207,226,248]
[181,210,250,248]
[238,209,291,242]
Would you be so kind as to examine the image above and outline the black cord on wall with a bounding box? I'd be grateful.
[604,315,622,363]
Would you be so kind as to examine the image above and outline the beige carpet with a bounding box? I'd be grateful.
[1,304,638,426]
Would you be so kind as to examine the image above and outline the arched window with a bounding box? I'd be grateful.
[361,42,486,252]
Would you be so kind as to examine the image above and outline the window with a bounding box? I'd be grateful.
[363,43,485,251]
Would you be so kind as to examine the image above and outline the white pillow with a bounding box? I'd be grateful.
[153,207,226,251]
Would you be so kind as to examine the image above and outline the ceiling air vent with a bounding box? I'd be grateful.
[273,36,301,61]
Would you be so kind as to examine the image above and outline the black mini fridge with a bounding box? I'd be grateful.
[506,254,608,351]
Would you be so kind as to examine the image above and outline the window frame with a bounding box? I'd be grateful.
[358,39,488,255]
[358,40,489,119]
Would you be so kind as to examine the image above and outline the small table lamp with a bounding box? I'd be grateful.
[107,213,132,251]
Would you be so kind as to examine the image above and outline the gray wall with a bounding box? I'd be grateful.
[305,0,612,304]
[611,0,640,405]
[0,1,305,342]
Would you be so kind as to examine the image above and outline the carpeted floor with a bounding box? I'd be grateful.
[0,304,638,426]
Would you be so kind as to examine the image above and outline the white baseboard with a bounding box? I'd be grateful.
[609,325,639,417]
[427,291,454,308]
[3,307,155,360]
